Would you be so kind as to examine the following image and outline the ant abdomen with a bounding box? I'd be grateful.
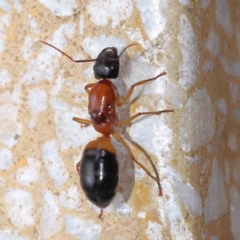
[80,138,119,208]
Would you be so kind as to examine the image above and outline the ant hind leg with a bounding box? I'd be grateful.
[76,161,81,175]
[99,209,103,219]
[113,132,163,196]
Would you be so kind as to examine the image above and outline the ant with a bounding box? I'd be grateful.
[40,40,174,218]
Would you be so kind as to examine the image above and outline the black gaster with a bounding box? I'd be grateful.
[80,148,119,208]
[93,47,119,79]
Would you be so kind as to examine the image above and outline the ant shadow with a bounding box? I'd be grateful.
[108,51,161,212]
[110,57,134,210]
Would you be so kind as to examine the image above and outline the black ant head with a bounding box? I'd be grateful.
[93,47,119,79]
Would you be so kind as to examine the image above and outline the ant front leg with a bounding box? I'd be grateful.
[84,83,95,94]
[113,132,163,196]
[117,109,174,128]
[117,72,166,107]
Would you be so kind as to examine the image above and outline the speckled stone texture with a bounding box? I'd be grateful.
[0,0,240,239]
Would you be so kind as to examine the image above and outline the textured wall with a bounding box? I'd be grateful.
[0,0,239,239]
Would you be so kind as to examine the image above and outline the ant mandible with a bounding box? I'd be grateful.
[40,40,174,218]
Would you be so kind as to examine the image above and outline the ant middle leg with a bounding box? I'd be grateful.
[113,132,163,196]
[73,117,92,127]
[117,109,174,128]
[117,72,166,107]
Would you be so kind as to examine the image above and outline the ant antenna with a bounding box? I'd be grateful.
[118,43,139,58]
[108,43,139,61]
[39,40,97,63]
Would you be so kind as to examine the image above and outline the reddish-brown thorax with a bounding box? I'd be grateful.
[88,79,120,136]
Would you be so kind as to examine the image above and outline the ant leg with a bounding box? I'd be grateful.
[84,83,95,94]
[117,109,174,127]
[113,132,163,196]
[76,161,81,175]
[98,209,103,219]
[73,117,92,127]
[117,72,166,107]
